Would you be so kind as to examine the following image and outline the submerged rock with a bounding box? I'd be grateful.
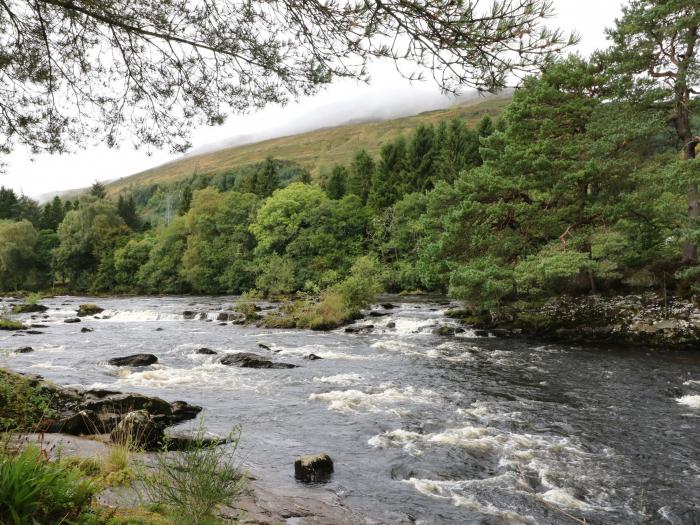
[182,311,196,319]
[107,353,158,367]
[81,327,93,333]
[368,311,389,318]
[381,303,398,309]
[195,347,217,355]
[64,318,81,324]
[305,354,323,361]
[294,453,334,482]
[258,343,273,352]
[15,347,34,353]
[220,352,297,369]
[432,326,456,336]
[345,324,374,334]
[24,330,44,335]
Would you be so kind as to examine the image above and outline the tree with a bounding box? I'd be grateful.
[369,136,408,211]
[607,1,699,260]
[0,1,573,156]
[39,196,65,231]
[347,149,375,204]
[177,186,193,216]
[407,125,437,191]
[54,198,128,288]
[0,187,19,219]
[476,115,495,138]
[325,165,348,200]
[90,182,107,199]
[0,220,38,291]
[117,195,141,230]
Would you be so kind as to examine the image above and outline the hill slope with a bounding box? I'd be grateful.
[107,95,510,196]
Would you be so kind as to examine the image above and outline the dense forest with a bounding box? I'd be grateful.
[1,15,699,312]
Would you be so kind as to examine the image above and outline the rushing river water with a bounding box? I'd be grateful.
[1,295,700,524]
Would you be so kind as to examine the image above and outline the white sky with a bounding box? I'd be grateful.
[1,0,624,199]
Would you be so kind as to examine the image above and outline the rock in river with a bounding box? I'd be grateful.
[294,453,334,482]
[64,318,81,324]
[108,353,158,367]
[110,409,165,450]
[15,346,34,353]
[196,347,217,355]
[220,352,297,369]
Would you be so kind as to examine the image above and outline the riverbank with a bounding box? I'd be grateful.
[449,293,700,349]
[0,368,359,524]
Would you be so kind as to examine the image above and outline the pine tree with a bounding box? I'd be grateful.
[117,195,141,230]
[90,181,107,199]
[476,115,495,139]
[325,165,348,200]
[347,149,375,203]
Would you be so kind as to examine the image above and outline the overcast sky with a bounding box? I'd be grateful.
[1,1,624,199]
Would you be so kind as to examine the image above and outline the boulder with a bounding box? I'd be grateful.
[15,347,34,353]
[305,354,323,361]
[77,304,104,317]
[220,352,297,369]
[294,454,334,482]
[110,410,165,450]
[81,327,94,333]
[196,348,217,355]
[432,326,456,336]
[345,325,374,334]
[108,354,158,367]
[54,409,101,435]
[64,318,81,324]
[12,303,48,314]
[182,311,196,320]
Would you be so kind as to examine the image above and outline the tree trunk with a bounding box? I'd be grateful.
[682,136,699,263]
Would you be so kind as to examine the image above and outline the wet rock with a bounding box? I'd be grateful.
[217,311,244,322]
[294,453,334,482]
[54,409,101,435]
[24,330,43,335]
[218,322,227,326]
[474,329,490,337]
[155,327,164,331]
[220,352,297,369]
[345,325,374,334]
[81,327,94,333]
[386,322,396,329]
[196,347,217,355]
[369,311,389,318]
[170,400,203,422]
[305,354,323,361]
[15,347,34,353]
[107,353,158,367]
[381,303,398,309]
[77,304,104,317]
[64,318,81,324]
[31,324,48,328]
[455,327,466,334]
[432,326,456,336]
[258,343,272,351]
[12,303,48,314]
[664,386,684,398]
[182,311,196,319]
[110,410,165,450]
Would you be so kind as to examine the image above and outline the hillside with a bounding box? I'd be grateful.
[106,94,510,196]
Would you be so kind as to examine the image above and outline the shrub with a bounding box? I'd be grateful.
[142,426,246,525]
[0,445,95,524]
[0,370,56,431]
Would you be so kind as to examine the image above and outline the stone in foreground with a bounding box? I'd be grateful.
[110,409,165,450]
[108,354,158,367]
[294,453,334,482]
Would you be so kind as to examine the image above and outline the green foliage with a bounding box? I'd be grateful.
[0,319,25,331]
[0,370,55,431]
[142,427,246,525]
[448,257,514,309]
[0,220,38,291]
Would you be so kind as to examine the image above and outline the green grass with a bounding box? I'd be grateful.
[105,95,510,196]
[0,445,95,524]
[142,426,246,525]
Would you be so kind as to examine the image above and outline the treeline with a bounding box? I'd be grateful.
[2,47,699,309]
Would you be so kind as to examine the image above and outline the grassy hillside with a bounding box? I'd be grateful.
[106,95,510,196]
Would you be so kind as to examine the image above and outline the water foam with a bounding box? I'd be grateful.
[313,373,363,385]
[309,385,437,414]
[677,395,700,409]
[100,309,184,322]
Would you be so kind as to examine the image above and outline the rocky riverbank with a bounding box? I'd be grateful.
[453,293,700,348]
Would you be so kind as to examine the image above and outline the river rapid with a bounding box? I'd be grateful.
[1,295,699,524]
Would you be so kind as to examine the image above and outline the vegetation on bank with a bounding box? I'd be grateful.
[0,370,247,525]
[0,3,698,320]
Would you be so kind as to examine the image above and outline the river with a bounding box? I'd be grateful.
[1,295,699,524]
